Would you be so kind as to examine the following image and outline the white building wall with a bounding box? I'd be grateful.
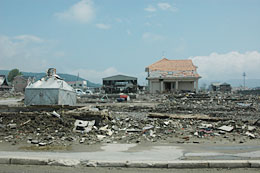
[150,81,160,93]
[178,81,194,91]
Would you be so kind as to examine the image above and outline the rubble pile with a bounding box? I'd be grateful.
[0,106,260,147]
[101,92,259,121]
[0,107,111,146]
[0,92,259,148]
[154,93,259,120]
[0,91,24,98]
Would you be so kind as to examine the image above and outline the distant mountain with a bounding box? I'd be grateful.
[0,70,9,76]
[0,70,101,87]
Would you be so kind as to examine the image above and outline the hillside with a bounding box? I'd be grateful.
[0,70,101,87]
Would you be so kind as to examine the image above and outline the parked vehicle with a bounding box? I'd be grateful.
[75,88,86,96]
[85,90,93,95]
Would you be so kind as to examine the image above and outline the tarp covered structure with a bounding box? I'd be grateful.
[25,68,76,106]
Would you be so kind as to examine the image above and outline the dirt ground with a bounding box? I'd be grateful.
[0,92,260,152]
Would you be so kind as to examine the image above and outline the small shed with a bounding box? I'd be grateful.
[25,68,76,106]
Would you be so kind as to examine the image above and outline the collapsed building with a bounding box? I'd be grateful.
[13,75,35,92]
[102,74,138,94]
[0,75,12,91]
[209,82,232,92]
[67,80,88,90]
[145,58,201,93]
[24,68,76,106]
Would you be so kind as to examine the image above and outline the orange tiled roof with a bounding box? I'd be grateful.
[147,58,197,71]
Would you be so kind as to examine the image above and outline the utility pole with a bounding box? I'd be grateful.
[77,72,79,81]
[243,72,246,90]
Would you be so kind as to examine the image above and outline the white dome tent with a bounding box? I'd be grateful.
[25,68,76,106]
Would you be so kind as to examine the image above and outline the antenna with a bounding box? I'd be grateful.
[243,72,246,90]
[162,51,166,58]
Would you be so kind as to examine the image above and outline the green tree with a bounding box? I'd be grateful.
[7,69,22,82]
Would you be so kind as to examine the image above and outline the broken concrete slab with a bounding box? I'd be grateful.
[73,120,95,133]
[7,123,16,129]
[248,125,256,131]
[245,131,256,138]
[148,113,229,121]
[218,125,234,132]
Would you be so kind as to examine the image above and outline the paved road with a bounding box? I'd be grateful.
[0,164,259,173]
[1,143,260,161]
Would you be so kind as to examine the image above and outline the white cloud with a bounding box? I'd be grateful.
[14,35,43,43]
[52,51,65,58]
[145,5,157,12]
[126,30,132,35]
[158,2,171,10]
[157,2,178,12]
[142,32,164,41]
[54,0,95,23]
[145,14,157,18]
[0,35,61,72]
[96,23,111,30]
[144,22,152,26]
[70,67,121,83]
[190,51,260,80]
[115,18,122,23]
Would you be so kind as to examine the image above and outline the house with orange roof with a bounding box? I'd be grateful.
[145,58,201,93]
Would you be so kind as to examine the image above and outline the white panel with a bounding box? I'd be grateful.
[150,81,160,94]
[178,81,194,91]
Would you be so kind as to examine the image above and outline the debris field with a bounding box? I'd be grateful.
[0,92,260,149]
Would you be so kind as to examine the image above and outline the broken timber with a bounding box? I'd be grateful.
[148,113,230,121]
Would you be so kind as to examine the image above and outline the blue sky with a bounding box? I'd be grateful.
[1,0,260,85]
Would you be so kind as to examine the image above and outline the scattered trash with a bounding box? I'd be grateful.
[79,138,86,144]
[7,123,17,129]
[73,120,95,133]
[248,125,256,131]
[20,120,31,126]
[31,140,39,144]
[237,103,252,107]
[218,125,234,132]
[97,135,106,140]
[0,91,260,147]
[245,132,256,138]
[52,111,61,119]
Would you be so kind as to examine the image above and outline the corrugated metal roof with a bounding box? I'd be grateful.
[26,76,73,91]
[103,74,137,81]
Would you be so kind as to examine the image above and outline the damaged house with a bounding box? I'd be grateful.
[13,75,35,92]
[25,68,76,106]
[102,74,138,94]
[145,58,201,93]
[0,75,12,91]
[209,82,232,92]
